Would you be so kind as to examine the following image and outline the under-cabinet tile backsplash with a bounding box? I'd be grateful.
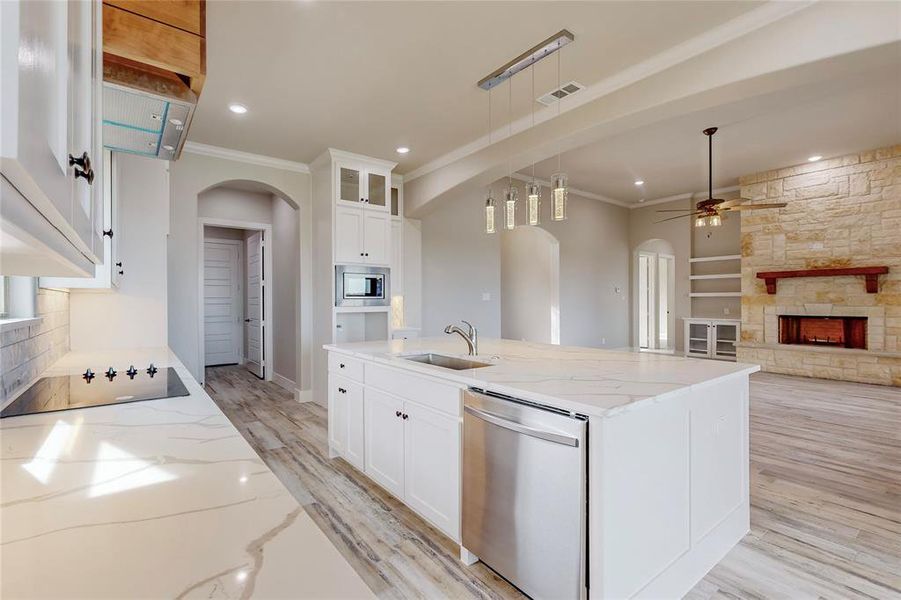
[1,287,70,403]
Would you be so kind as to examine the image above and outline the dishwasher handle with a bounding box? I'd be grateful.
[464,405,580,447]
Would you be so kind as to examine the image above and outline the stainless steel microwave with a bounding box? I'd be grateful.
[335,265,390,307]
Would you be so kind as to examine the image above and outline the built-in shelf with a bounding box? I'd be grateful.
[689,273,741,280]
[689,292,742,298]
[689,254,741,263]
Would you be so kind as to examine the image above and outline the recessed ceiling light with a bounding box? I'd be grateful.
[808,155,822,162]
[228,103,248,114]
[634,180,644,186]
[396,147,410,154]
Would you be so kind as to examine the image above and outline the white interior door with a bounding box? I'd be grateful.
[245,231,265,378]
[203,240,242,366]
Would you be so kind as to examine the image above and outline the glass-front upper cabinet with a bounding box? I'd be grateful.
[391,186,400,216]
[335,161,390,212]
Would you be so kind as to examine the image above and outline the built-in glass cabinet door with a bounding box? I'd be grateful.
[687,322,710,357]
[367,171,387,209]
[339,166,362,204]
[713,323,738,360]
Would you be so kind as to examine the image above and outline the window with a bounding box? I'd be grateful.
[0,277,37,321]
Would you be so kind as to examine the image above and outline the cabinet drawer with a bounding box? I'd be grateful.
[366,364,462,417]
[329,353,364,382]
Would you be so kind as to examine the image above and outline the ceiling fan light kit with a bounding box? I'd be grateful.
[656,126,787,226]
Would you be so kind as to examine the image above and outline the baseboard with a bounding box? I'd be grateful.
[272,372,296,393]
[295,388,314,403]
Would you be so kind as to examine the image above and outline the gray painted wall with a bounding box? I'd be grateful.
[421,181,630,349]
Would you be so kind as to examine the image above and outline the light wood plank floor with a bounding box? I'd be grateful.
[205,367,901,599]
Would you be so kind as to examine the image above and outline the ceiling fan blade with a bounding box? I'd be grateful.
[655,212,702,223]
[717,199,746,209]
[655,209,697,212]
[726,203,787,211]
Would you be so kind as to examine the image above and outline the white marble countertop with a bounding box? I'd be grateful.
[325,338,759,418]
[1,348,372,599]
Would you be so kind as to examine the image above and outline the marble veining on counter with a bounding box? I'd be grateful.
[1,348,372,599]
[325,338,759,417]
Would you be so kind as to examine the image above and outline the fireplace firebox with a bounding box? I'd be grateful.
[778,315,867,349]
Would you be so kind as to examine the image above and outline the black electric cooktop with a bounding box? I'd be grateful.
[0,367,190,419]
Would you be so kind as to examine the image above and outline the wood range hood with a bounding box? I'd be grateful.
[101,0,206,160]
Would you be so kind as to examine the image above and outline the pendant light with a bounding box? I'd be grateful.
[503,76,517,230]
[485,86,497,234]
[551,48,568,221]
[526,64,541,226]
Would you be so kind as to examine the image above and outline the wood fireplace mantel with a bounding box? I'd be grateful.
[756,266,889,294]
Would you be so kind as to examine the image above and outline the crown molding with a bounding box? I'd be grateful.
[183,141,311,174]
[631,185,741,209]
[403,1,814,184]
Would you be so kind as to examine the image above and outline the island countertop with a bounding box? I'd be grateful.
[324,338,759,417]
[0,348,372,599]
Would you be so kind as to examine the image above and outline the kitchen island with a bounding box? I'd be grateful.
[324,337,759,599]
[0,348,372,599]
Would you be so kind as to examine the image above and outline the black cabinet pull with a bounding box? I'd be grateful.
[73,167,94,184]
[395,410,402,417]
[69,152,91,170]
[402,413,409,420]
[104,229,114,239]
[338,388,346,394]
[118,270,124,275]
[339,363,345,368]
[115,262,122,267]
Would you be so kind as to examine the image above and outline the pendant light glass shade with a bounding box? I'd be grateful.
[504,185,518,230]
[485,189,497,234]
[550,172,568,221]
[526,181,541,226]
[708,213,722,227]
[695,215,708,228]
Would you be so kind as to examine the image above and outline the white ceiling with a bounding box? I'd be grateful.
[518,62,901,205]
[188,1,763,172]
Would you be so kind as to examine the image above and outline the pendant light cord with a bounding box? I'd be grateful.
[508,76,513,188]
[708,130,713,200]
[531,63,535,179]
[556,47,561,173]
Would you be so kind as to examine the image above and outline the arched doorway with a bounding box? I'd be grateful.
[501,227,560,344]
[634,238,675,351]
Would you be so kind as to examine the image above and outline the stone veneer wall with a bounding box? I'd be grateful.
[737,145,901,386]
[0,287,70,403]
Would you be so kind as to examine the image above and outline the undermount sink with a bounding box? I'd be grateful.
[401,353,491,370]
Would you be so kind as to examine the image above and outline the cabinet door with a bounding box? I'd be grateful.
[336,163,363,206]
[365,167,390,211]
[712,323,738,361]
[66,0,98,257]
[345,379,365,470]
[403,400,461,540]
[328,374,348,456]
[364,388,405,498]
[686,322,711,358]
[335,205,364,264]
[391,219,403,295]
[362,210,390,266]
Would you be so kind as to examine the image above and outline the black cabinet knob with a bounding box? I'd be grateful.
[339,363,345,369]
[338,387,346,394]
[73,167,95,184]
[104,229,114,239]
[126,365,138,379]
[147,363,158,376]
[83,368,95,382]
[395,410,402,417]
[68,152,91,171]
[116,262,122,267]
[402,413,409,420]
[105,367,117,380]
[364,253,369,257]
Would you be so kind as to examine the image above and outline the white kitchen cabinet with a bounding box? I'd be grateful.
[334,206,390,265]
[404,400,461,540]
[336,161,390,212]
[334,205,364,264]
[684,318,740,361]
[42,150,120,289]
[364,387,406,498]
[328,373,365,470]
[362,210,390,265]
[391,218,403,294]
[1,0,103,274]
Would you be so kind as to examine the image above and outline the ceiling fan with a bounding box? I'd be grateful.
[656,127,786,226]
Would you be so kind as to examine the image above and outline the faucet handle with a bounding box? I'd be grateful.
[461,320,475,336]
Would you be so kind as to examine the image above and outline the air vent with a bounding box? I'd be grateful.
[537,81,585,106]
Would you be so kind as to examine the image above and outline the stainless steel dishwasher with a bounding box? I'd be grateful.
[462,388,588,599]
